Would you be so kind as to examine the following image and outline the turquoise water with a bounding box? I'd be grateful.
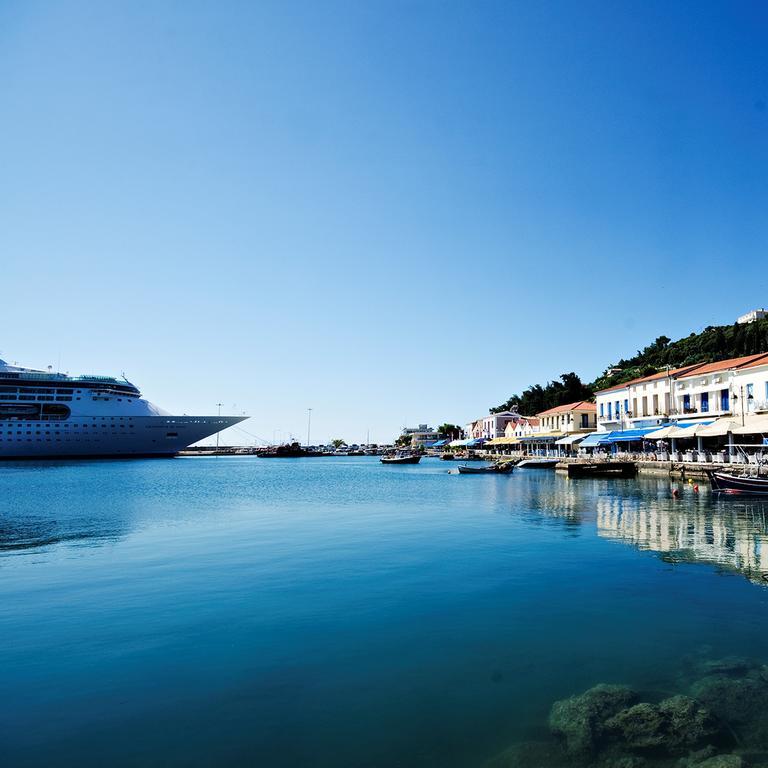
[2,457,768,766]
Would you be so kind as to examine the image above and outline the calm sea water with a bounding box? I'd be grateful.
[2,457,768,767]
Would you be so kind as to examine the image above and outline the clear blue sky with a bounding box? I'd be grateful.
[2,1,767,445]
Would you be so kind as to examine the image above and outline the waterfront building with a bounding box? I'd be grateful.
[465,411,522,441]
[589,353,768,457]
[672,354,768,422]
[536,401,596,433]
[505,417,539,440]
[595,364,705,432]
[401,424,442,448]
[464,419,484,440]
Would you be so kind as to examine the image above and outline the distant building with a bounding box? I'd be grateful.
[505,417,539,439]
[401,424,442,447]
[737,308,768,324]
[465,411,523,440]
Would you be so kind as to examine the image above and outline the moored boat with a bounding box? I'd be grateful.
[380,453,421,465]
[456,463,514,474]
[517,458,559,469]
[706,469,768,495]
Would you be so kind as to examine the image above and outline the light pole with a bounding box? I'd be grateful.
[307,408,312,447]
[216,402,223,449]
[732,385,754,427]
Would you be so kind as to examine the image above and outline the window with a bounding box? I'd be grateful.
[599,402,604,417]
[607,402,612,419]
[721,389,729,411]
[701,391,709,413]
[683,394,691,412]
[581,413,589,428]
[624,399,629,414]
[747,383,755,412]
[615,401,620,416]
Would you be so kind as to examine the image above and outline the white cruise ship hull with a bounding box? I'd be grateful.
[0,356,249,460]
[0,415,247,459]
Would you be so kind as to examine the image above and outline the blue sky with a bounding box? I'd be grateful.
[2,1,767,445]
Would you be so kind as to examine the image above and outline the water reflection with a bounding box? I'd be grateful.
[0,461,143,555]
[596,485,768,585]
[0,515,129,553]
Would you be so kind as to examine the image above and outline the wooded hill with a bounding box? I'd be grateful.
[491,319,768,415]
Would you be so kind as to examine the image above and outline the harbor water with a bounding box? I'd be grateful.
[3,457,768,766]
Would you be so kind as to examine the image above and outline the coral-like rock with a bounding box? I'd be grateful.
[691,674,768,729]
[605,695,721,755]
[694,756,743,768]
[549,684,639,755]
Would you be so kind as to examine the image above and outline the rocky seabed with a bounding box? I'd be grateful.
[487,655,768,768]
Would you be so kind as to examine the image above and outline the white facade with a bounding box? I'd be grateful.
[481,411,520,439]
[674,361,768,420]
[595,356,768,432]
[466,411,521,440]
[595,376,675,431]
[737,308,768,324]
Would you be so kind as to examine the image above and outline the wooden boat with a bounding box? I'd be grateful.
[380,454,421,465]
[517,458,558,469]
[456,463,514,474]
[706,469,768,495]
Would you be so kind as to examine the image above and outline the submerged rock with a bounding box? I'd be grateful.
[698,657,756,678]
[605,695,721,755]
[549,683,639,755]
[691,675,762,725]
[485,740,570,768]
[694,756,743,768]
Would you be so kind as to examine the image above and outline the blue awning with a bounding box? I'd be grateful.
[579,432,610,448]
[602,428,658,444]
[465,438,486,446]
[431,439,448,447]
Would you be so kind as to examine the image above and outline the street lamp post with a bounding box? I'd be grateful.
[307,408,312,447]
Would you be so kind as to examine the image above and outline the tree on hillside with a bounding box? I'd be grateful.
[491,373,592,415]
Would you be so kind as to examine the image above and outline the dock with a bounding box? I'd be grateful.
[559,461,637,478]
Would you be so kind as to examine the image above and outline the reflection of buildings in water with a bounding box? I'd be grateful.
[518,476,583,526]
[596,493,768,584]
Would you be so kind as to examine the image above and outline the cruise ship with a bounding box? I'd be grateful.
[0,357,247,459]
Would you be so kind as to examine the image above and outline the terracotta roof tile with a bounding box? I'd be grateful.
[595,364,705,394]
[537,400,596,416]
[675,353,768,377]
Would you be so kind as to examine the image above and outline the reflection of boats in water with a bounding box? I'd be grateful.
[707,470,768,495]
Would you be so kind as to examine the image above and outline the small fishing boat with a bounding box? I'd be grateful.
[706,469,768,495]
[456,463,514,474]
[517,458,559,469]
[380,454,421,465]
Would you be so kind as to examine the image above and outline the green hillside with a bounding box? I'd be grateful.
[491,319,768,415]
